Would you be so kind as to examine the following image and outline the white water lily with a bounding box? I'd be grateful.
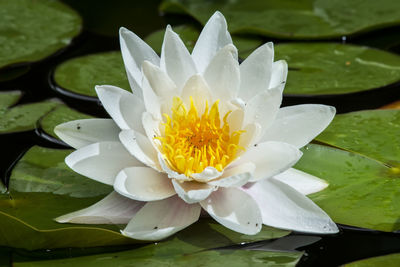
[54,11,338,240]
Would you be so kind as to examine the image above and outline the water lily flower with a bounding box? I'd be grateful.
[54,11,338,240]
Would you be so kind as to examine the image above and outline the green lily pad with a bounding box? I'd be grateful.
[53,51,130,98]
[0,146,289,250]
[295,143,400,232]
[144,25,263,59]
[160,0,400,39]
[0,0,82,69]
[344,253,400,267]
[274,43,400,95]
[39,105,92,140]
[0,91,60,134]
[315,110,400,166]
[13,247,302,267]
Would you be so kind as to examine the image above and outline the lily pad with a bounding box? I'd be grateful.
[0,146,289,250]
[160,0,400,39]
[295,143,400,232]
[39,105,92,140]
[0,0,82,69]
[144,25,263,59]
[13,247,302,267]
[344,253,400,267]
[0,91,60,134]
[315,110,400,166]
[53,51,130,98]
[274,43,400,95]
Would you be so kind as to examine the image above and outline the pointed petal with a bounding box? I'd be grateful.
[180,74,212,115]
[260,104,336,148]
[243,177,338,234]
[269,60,288,91]
[142,112,162,150]
[192,11,232,72]
[209,162,255,187]
[238,123,261,149]
[204,44,240,101]
[200,187,262,235]
[114,167,175,201]
[236,141,302,182]
[119,130,160,170]
[239,42,274,101]
[119,27,160,97]
[160,26,197,90]
[274,168,328,195]
[142,74,162,120]
[65,141,142,185]
[54,119,120,149]
[95,85,145,134]
[122,195,201,241]
[55,191,144,224]
[243,86,282,139]
[172,179,216,204]
[142,60,178,99]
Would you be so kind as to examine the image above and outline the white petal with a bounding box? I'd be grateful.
[142,60,178,99]
[260,104,336,148]
[54,119,119,149]
[239,42,274,101]
[142,73,162,120]
[142,112,162,150]
[119,130,160,170]
[192,11,232,72]
[274,168,329,195]
[95,85,145,134]
[226,108,244,135]
[65,141,142,185]
[172,179,216,204]
[55,191,143,224]
[238,123,261,149]
[158,153,191,181]
[180,74,212,115]
[191,167,222,182]
[200,187,262,235]
[119,27,160,97]
[204,44,240,101]
[209,162,255,187]
[243,177,338,234]
[243,86,282,139]
[236,141,302,182]
[269,60,288,91]
[160,26,197,90]
[122,195,201,241]
[114,167,175,201]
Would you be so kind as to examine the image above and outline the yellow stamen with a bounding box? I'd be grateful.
[156,96,245,179]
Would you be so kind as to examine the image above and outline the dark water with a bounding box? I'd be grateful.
[1,0,400,266]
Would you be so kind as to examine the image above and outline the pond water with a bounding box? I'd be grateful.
[1,0,400,266]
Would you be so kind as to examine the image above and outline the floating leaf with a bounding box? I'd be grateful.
[315,110,400,166]
[344,253,400,267]
[0,0,82,69]
[0,146,289,250]
[13,245,302,267]
[39,105,92,139]
[144,25,262,59]
[295,144,400,232]
[160,0,400,39]
[53,51,130,98]
[275,43,400,95]
[0,91,60,134]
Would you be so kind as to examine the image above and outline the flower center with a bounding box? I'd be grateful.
[157,97,244,178]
